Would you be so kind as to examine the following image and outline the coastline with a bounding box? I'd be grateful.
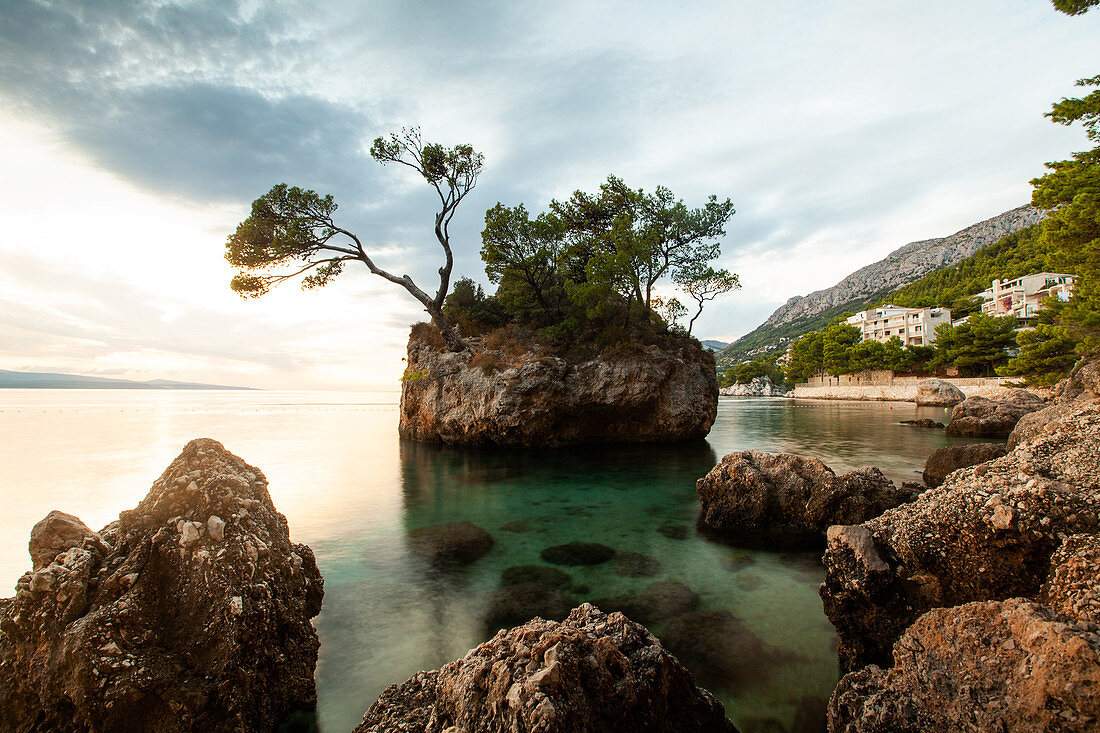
[791,376,1018,403]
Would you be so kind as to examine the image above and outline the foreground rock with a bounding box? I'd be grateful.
[356,603,737,732]
[945,389,1045,437]
[828,598,1100,732]
[0,439,324,732]
[821,401,1100,671]
[696,451,917,548]
[1008,357,1100,449]
[399,330,718,447]
[921,442,1006,487]
[914,378,965,407]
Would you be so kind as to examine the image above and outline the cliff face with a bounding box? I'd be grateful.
[760,205,1044,329]
[0,439,323,732]
[399,334,718,447]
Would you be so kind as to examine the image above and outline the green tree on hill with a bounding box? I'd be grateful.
[930,314,1018,376]
[999,299,1081,384]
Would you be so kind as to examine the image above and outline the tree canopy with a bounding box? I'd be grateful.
[226,127,482,350]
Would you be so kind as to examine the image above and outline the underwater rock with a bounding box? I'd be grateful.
[540,542,616,566]
[408,521,494,568]
[357,603,737,732]
[500,565,572,590]
[660,610,775,691]
[657,523,689,540]
[483,584,575,633]
[594,579,701,625]
[612,551,662,578]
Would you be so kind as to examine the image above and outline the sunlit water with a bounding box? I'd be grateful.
[0,391,978,731]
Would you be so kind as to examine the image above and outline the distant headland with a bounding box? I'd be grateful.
[0,369,254,390]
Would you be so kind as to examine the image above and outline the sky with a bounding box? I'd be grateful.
[0,1,1097,390]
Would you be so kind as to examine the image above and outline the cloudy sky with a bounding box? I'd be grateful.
[1,0,1097,389]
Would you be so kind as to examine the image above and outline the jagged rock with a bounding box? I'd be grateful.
[945,389,1045,437]
[821,401,1100,671]
[696,451,917,548]
[1040,534,1100,624]
[408,521,495,568]
[922,442,1007,487]
[399,333,718,447]
[660,610,776,691]
[914,379,965,407]
[594,579,701,625]
[828,599,1100,732]
[719,377,786,397]
[1009,356,1100,449]
[356,604,737,732]
[541,542,616,566]
[27,510,105,571]
[0,438,324,732]
[898,418,944,429]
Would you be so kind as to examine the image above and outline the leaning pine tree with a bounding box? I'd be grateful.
[226,127,482,351]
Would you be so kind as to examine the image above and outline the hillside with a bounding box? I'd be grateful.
[0,370,253,390]
[717,205,1045,365]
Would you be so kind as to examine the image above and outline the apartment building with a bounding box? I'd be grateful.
[979,272,1077,319]
[845,305,952,347]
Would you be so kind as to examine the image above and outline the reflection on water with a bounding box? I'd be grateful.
[0,392,988,732]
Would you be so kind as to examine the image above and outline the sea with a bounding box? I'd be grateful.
[0,390,981,731]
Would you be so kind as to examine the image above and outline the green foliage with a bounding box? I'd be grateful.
[783,319,938,383]
[674,264,741,334]
[1032,75,1100,354]
[721,353,784,387]
[1052,0,1099,15]
[999,301,1080,384]
[930,314,1018,376]
[442,277,510,335]
[785,331,824,383]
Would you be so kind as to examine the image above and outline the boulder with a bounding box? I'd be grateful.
[922,442,1007,487]
[945,389,1045,437]
[0,439,324,732]
[356,604,737,732]
[719,376,785,397]
[915,378,965,407]
[899,418,943,429]
[696,451,917,548]
[399,332,718,447]
[660,610,776,691]
[1040,533,1100,624]
[828,599,1100,732]
[408,521,494,568]
[821,401,1100,671]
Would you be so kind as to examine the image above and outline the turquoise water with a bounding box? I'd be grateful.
[0,391,976,731]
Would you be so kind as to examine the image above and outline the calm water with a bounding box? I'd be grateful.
[0,391,975,731]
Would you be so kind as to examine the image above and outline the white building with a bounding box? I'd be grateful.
[846,305,952,347]
[979,272,1076,320]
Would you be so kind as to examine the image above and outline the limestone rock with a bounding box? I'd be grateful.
[1040,534,1100,625]
[0,438,324,732]
[922,442,1007,487]
[28,510,105,571]
[355,604,737,732]
[945,389,1045,437]
[399,333,718,447]
[696,451,917,548]
[719,376,785,397]
[914,378,964,407]
[828,599,1100,732]
[821,401,1100,671]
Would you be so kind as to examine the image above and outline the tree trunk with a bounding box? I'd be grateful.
[428,308,468,351]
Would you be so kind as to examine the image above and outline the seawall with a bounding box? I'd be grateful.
[791,376,1013,403]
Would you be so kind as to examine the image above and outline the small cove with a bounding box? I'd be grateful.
[0,391,986,731]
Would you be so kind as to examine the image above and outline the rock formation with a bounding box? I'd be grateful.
[921,442,1007,487]
[719,377,786,397]
[944,389,1045,437]
[696,451,917,548]
[899,418,944,429]
[355,604,737,732]
[0,439,324,732]
[399,332,718,447]
[914,378,965,407]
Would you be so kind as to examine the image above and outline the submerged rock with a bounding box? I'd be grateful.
[408,521,494,568]
[356,603,737,732]
[500,564,573,590]
[945,389,1045,437]
[915,378,965,407]
[821,400,1100,671]
[696,451,917,548]
[660,610,776,691]
[898,418,943,429]
[541,542,616,566]
[612,551,662,578]
[594,579,701,624]
[922,442,1007,487]
[484,584,575,633]
[0,438,324,732]
[398,331,719,447]
[828,599,1100,732]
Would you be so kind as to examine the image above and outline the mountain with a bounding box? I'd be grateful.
[0,370,254,390]
[700,340,730,352]
[717,205,1046,365]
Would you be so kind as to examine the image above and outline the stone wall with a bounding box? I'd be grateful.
[792,376,1013,403]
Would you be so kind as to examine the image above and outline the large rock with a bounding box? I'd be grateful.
[1009,356,1100,449]
[1040,533,1100,624]
[821,401,1100,671]
[696,451,917,548]
[355,603,737,732]
[914,378,965,407]
[828,598,1100,732]
[944,389,1045,437]
[399,332,718,447]
[922,442,1007,487]
[0,439,324,732]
